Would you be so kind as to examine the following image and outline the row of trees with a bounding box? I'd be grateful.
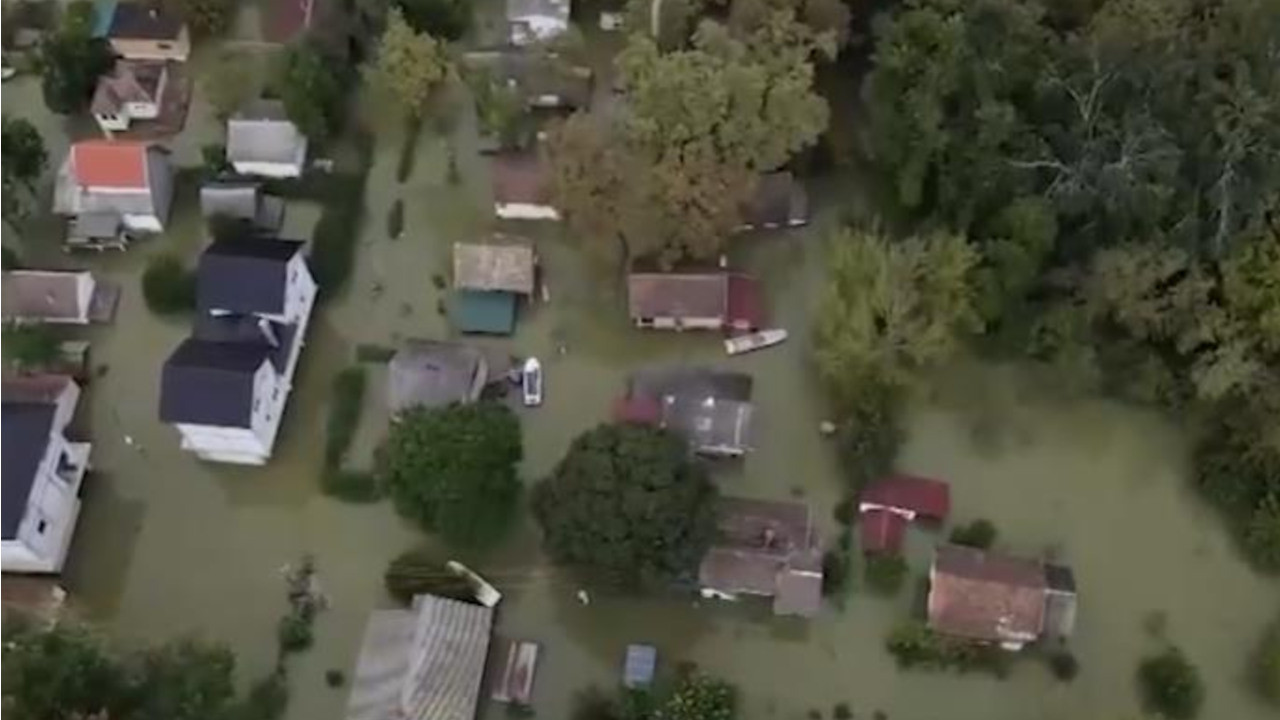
[548,2,836,268]
[816,0,1280,568]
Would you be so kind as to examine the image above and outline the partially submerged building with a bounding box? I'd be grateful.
[227,100,308,178]
[618,368,755,457]
[54,140,175,236]
[91,60,168,136]
[2,375,92,574]
[1,270,116,325]
[97,1,191,62]
[492,152,558,221]
[927,544,1078,651]
[387,341,489,414]
[506,0,570,45]
[858,474,951,555]
[345,594,494,720]
[200,181,286,233]
[699,497,823,617]
[627,272,762,333]
[450,240,537,335]
[159,238,316,464]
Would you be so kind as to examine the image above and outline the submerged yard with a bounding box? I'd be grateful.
[5,33,1279,720]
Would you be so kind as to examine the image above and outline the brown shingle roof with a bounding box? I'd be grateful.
[91,60,165,116]
[453,241,536,294]
[1,271,92,323]
[699,497,823,617]
[628,273,727,321]
[928,544,1047,644]
[491,152,552,205]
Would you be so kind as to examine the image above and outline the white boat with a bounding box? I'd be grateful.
[522,357,543,406]
[724,329,789,356]
[445,560,502,607]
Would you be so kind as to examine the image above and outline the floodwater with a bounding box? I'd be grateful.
[6,63,1279,720]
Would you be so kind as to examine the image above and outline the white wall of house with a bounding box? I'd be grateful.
[1,383,90,574]
[232,143,307,179]
[94,112,132,133]
[495,202,560,221]
[84,186,163,232]
[635,315,723,330]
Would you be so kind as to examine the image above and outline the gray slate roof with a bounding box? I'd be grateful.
[196,237,302,315]
[159,339,269,427]
[108,2,185,40]
[228,100,308,165]
[388,341,487,414]
[346,595,494,720]
[1,402,56,539]
[630,368,754,454]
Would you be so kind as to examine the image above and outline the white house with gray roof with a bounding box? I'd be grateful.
[2,375,92,574]
[507,0,570,45]
[227,100,308,178]
[159,237,316,464]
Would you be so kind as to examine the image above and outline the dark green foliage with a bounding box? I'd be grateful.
[387,199,405,239]
[396,119,422,182]
[279,42,348,142]
[355,343,397,362]
[381,402,522,548]
[833,497,856,526]
[832,702,852,720]
[170,0,237,37]
[310,169,371,301]
[807,710,822,720]
[277,610,314,653]
[1137,647,1205,720]
[1048,651,1079,682]
[126,640,236,720]
[2,116,47,188]
[3,323,60,370]
[38,2,114,114]
[201,143,231,178]
[837,385,902,492]
[506,702,536,718]
[142,255,197,315]
[532,424,718,590]
[325,669,346,688]
[948,519,997,550]
[383,548,474,604]
[1194,407,1280,572]
[884,621,1010,677]
[232,672,289,720]
[821,548,851,599]
[395,0,471,40]
[2,246,20,269]
[321,470,383,503]
[1251,617,1280,706]
[863,554,908,596]
[324,367,366,468]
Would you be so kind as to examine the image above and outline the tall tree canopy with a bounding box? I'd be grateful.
[38,1,114,114]
[380,402,522,549]
[365,8,452,119]
[532,424,719,589]
[549,11,832,267]
[279,41,348,142]
[2,116,48,223]
[814,227,981,404]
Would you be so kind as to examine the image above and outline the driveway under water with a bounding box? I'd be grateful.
[5,73,1277,720]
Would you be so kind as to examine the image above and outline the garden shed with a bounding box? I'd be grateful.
[450,240,536,335]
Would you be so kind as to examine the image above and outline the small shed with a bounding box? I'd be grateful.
[387,341,488,413]
[623,644,657,689]
[451,240,536,335]
[451,290,518,335]
[1043,563,1078,641]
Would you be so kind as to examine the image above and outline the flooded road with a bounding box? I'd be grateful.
[5,73,1277,720]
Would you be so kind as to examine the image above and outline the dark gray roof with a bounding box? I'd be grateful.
[1045,563,1076,593]
[194,314,295,371]
[387,341,487,413]
[228,100,307,165]
[159,338,269,427]
[108,3,185,40]
[2,403,55,539]
[630,368,754,454]
[201,182,260,221]
[196,237,302,315]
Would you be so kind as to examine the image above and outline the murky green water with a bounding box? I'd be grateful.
[6,60,1278,720]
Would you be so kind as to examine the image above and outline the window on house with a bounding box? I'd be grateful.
[37,520,47,534]
[254,399,261,412]
[157,42,173,50]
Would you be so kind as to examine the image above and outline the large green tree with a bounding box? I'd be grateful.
[1137,647,1205,720]
[168,0,237,36]
[814,227,981,404]
[380,402,522,548]
[279,42,348,142]
[38,1,114,114]
[532,424,718,589]
[2,116,48,223]
[364,8,452,120]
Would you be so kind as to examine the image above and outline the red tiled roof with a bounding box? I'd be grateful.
[612,394,661,425]
[860,474,951,521]
[725,273,763,331]
[265,0,314,43]
[928,544,1047,644]
[72,140,148,189]
[860,508,907,555]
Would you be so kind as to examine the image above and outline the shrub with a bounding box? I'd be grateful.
[833,497,856,526]
[1048,651,1079,682]
[383,548,474,604]
[387,199,405,239]
[833,702,852,720]
[3,323,60,370]
[885,621,1010,676]
[142,255,196,314]
[838,386,901,492]
[949,519,997,550]
[324,669,345,688]
[821,549,851,598]
[309,171,369,301]
[355,343,397,363]
[1137,647,1205,720]
[1250,619,1280,706]
[277,610,313,653]
[864,554,908,596]
[321,470,383,503]
[324,367,366,469]
[238,672,289,720]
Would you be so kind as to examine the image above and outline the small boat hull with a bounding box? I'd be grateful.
[445,561,502,607]
[493,640,540,704]
[522,357,543,406]
[724,329,789,355]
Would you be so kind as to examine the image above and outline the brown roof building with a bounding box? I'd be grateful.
[628,272,762,332]
[1,271,97,324]
[699,497,823,617]
[492,152,558,220]
[452,241,537,294]
[927,544,1078,650]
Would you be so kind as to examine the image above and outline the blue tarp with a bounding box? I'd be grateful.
[451,290,516,335]
[92,0,118,37]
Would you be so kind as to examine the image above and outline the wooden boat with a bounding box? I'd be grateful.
[522,357,543,406]
[724,328,789,356]
[445,560,502,607]
[492,640,541,704]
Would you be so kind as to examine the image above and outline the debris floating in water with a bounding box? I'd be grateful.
[576,589,591,605]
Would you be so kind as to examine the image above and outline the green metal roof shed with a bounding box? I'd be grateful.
[451,290,516,335]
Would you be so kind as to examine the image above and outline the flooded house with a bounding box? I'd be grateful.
[699,497,824,617]
[53,140,175,238]
[450,240,537,335]
[2,270,117,324]
[96,1,191,62]
[200,181,286,234]
[158,238,316,465]
[858,474,951,555]
[507,0,571,45]
[627,272,762,333]
[346,594,494,720]
[91,60,167,136]
[2,374,92,574]
[740,172,810,231]
[227,100,308,178]
[387,341,490,415]
[619,368,755,457]
[492,152,558,221]
[463,50,593,112]
[927,544,1078,651]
